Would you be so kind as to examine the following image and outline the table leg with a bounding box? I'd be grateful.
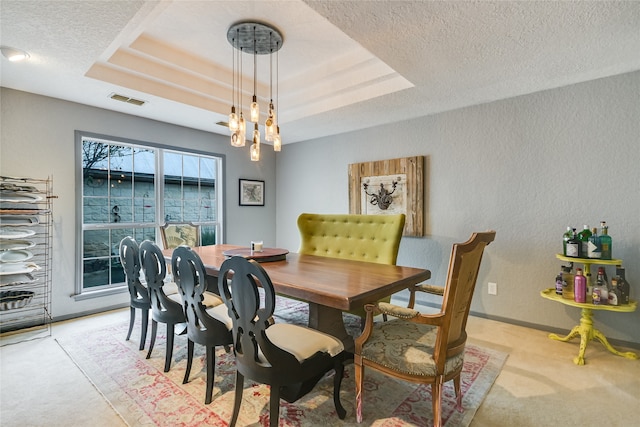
[308,302,355,353]
[548,307,638,365]
[592,328,638,360]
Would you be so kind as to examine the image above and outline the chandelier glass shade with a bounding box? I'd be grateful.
[227,22,283,160]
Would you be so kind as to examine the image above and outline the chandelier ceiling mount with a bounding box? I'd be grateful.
[226,21,283,161]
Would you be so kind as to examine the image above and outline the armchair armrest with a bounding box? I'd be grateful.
[377,302,420,319]
[415,284,444,296]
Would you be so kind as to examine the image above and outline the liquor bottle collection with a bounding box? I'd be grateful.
[563,221,612,260]
[555,221,631,305]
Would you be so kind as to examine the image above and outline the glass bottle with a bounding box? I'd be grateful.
[586,272,593,303]
[615,267,630,305]
[587,227,601,259]
[599,221,612,260]
[577,225,592,259]
[561,265,574,300]
[565,228,580,258]
[555,272,564,295]
[592,267,609,305]
[573,268,587,303]
[563,226,573,256]
[608,278,621,306]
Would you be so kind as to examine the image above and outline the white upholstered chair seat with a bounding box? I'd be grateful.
[167,288,222,308]
[263,323,344,362]
[361,319,464,377]
[205,303,233,331]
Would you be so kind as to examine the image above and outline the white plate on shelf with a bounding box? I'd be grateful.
[0,272,37,286]
[0,239,36,251]
[0,191,43,203]
[0,227,36,239]
[0,215,39,226]
[0,262,39,275]
[0,250,34,263]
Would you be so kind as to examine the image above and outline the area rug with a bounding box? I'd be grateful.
[56,297,507,427]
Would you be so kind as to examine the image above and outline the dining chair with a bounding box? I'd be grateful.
[218,255,347,427]
[160,222,200,249]
[354,231,496,427]
[139,240,185,372]
[297,212,405,322]
[119,236,150,351]
[171,246,233,404]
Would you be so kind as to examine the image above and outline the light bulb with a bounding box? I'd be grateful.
[250,96,259,122]
[265,118,274,142]
[228,106,238,132]
[273,126,281,152]
[238,116,246,146]
[253,123,260,146]
[250,143,260,161]
[265,103,275,141]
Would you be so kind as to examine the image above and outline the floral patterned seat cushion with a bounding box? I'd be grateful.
[361,319,465,377]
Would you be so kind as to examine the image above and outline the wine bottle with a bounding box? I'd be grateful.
[555,272,564,295]
[561,265,574,300]
[608,278,621,306]
[562,226,573,256]
[565,228,580,258]
[599,221,612,260]
[592,267,609,305]
[577,225,592,259]
[616,267,630,305]
[586,272,593,303]
[573,268,587,303]
[587,227,601,259]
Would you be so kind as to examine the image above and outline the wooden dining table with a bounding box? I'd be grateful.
[163,244,431,351]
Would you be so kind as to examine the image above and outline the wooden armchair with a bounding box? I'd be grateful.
[354,231,496,427]
[160,222,200,249]
[297,213,405,321]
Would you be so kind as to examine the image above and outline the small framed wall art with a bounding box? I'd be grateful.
[239,179,265,206]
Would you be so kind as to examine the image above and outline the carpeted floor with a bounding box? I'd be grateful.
[55,298,507,427]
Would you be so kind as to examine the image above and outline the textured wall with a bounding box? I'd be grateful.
[0,89,277,319]
[275,71,640,346]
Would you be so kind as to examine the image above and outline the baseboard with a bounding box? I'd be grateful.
[393,295,640,351]
[52,303,129,324]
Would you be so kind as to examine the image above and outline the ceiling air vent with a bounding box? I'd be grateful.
[109,93,146,106]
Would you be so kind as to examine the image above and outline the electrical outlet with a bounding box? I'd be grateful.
[488,282,497,295]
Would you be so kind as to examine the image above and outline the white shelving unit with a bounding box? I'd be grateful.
[0,176,54,345]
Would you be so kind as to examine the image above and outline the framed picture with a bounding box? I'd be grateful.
[348,156,425,236]
[239,179,265,206]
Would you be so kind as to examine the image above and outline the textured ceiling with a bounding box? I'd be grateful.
[1,0,640,145]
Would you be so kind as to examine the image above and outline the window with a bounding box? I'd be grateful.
[77,132,224,294]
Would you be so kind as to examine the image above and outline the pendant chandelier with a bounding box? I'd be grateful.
[227,22,283,161]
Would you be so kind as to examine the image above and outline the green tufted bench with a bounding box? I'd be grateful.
[297,213,406,319]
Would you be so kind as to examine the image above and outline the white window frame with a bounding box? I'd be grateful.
[74,131,225,298]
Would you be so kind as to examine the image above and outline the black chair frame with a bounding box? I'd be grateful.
[120,236,150,351]
[139,240,185,372]
[171,246,233,404]
[218,256,346,427]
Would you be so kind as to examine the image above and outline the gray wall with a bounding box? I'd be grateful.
[275,70,640,346]
[1,88,277,319]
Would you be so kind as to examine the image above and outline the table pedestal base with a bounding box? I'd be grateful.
[548,307,638,365]
[308,303,355,353]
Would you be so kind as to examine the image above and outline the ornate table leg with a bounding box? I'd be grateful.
[548,308,594,365]
[548,307,638,364]
[592,329,638,360]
